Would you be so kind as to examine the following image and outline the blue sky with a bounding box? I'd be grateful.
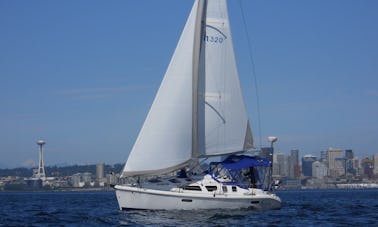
[0,0,377,168]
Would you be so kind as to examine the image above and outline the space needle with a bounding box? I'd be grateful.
[36,139,46,180]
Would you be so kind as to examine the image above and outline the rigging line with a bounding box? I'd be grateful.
[237,0,262,149]
[187,157,208,174]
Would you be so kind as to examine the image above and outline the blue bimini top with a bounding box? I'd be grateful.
[211,155,271,171]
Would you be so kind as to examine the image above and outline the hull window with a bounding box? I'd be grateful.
[205,186,218,192]
[183,185,202,191]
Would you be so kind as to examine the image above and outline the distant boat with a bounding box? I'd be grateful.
[115,0,281,210]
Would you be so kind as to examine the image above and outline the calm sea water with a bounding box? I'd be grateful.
[1,189,377,226]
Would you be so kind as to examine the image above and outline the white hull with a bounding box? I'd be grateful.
[115,184,281,210]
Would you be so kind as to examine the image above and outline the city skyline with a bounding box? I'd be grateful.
[2,142,377,169]
[2,147,377,192]
[1,1,377,168]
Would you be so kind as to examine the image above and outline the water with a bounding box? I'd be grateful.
[1,189,377,226]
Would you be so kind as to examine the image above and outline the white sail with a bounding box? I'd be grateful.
[121,0,203,177]
[121,0,253,177]
[199,0,253,156]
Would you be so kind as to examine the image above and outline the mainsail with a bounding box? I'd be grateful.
[121,0,253,177]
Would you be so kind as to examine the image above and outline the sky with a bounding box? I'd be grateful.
[0,0,377,168]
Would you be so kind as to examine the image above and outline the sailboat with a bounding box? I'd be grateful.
[115,0,281,210]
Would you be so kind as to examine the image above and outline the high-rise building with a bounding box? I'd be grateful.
[312,161,327,178]
[320,150,328,163]
[353,158,362,176]
[327,147,344,178]
[361,157,374,179]
[302,155,317,177]
[334,158,346,176]
[272,153,279,176]
[289,149,300,178]
[96,162,105,182]
[354,158,360,169]
[345,159,356,176]
[345,149,355,176]
[345,149,354,160]
[374,153,378,175]
[273,152,288,177]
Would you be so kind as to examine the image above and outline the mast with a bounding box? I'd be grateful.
[191,0,207,160]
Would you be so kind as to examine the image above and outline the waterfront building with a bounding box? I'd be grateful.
[96,162,105,183]
[334,158,346,176]
[320,150,328,162]
[345,149,355,176]
[345,149,354,160]
[354,158,360,170]
[289,149,300,178]
[282,178,301,189]
[273,152,288,177]
[312,161,327,178]
[361,157,374,179]
[106,172,120,185]
[345,159,356,176]
[302,155,317,177]
[71,173,82,187]
[374,153,378,175]
[82,172,92,184]
[272,153,279,176]
[327,148,344,178]
[355,158,363,176]
[70,172,93,187]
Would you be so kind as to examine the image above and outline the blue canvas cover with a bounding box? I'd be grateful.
[209,155,272,189]
[213,155,270,170]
